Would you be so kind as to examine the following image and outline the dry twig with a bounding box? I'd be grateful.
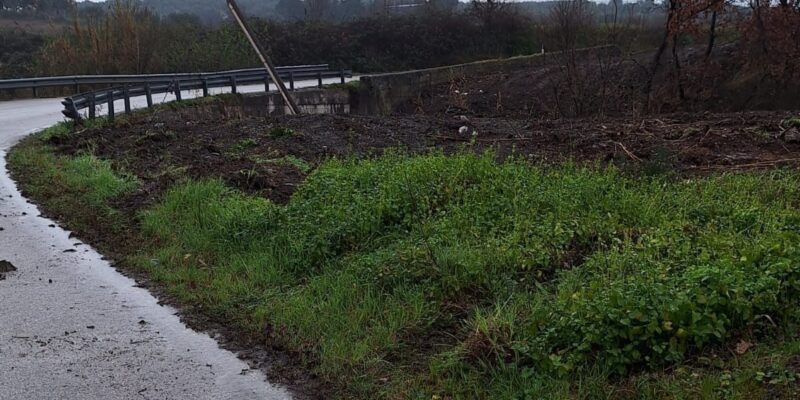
[614,141,642,162]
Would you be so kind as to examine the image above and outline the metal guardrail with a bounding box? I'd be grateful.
[0,64,352,120]
[0,64,329,91]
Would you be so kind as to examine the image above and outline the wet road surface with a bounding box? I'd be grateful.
[0,91,294,399]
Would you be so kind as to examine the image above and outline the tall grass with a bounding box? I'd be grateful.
[137,152,800,398]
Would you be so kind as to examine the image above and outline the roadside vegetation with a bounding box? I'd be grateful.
[4,0,799,397]
[7,132,136,233]
[9,119,800,398]
[0,28,46,79]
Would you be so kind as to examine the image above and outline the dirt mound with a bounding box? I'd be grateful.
[55,109,800,208]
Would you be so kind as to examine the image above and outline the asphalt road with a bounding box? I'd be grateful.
[0,84,315,399]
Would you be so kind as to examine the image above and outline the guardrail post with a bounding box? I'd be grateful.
[340,69,345,84]
[317,72,323,88]
[289,72,295,91]
[145,83,153,108]
[123,84,131,114]
[88,92,96,119]
[231,76,238,94]
[174,80,182,101]
[107,91,115,121]
[264,75,270,92]
[202,79,209,97]
[32,86,38,98]
[74,82,80,94]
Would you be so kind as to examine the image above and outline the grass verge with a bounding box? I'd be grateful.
[8,126,800,399]
[8,125,137,235]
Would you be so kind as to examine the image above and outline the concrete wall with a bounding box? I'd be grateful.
[241,88,350,117]
[355,46,620,115]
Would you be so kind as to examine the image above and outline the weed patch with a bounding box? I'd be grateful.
[8,137,137,233]
[229,138,258,153]
[137,153,800,398]
[267,126,295,139]
[784,117,800,129]
[253,155,311,174]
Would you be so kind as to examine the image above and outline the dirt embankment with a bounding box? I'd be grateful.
[54,108,800,208]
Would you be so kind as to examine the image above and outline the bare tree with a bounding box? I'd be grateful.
[644,0,723,107]
[545,0,596,116]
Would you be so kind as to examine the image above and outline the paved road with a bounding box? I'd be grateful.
[0,85,314,399]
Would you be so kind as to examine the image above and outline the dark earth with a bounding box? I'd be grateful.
[54,107,800,208]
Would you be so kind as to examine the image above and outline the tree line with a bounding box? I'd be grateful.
[2,0,797,116]
[2,0,671,80]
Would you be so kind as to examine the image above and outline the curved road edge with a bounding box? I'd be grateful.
[0,95,290,399]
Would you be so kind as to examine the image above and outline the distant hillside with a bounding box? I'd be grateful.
[136,0,279,24]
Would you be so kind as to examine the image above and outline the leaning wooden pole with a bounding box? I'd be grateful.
[226,0,300,115]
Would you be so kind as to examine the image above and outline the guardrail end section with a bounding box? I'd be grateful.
[62,97,82,121]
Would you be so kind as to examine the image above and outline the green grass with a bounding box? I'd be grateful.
[267,126,296,139]
[229,138,259,153]
[784,117,800,129]
[8,138,800,399]
[37,121,74,141]
[252,154,312,173]
[326,81,361,94]
[158,93,237,111]
[8,127,137,233]
[136,153,800,398]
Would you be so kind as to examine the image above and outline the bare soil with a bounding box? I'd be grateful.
[55,109,800,207]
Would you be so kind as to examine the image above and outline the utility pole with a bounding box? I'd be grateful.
[226,0,300,115]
